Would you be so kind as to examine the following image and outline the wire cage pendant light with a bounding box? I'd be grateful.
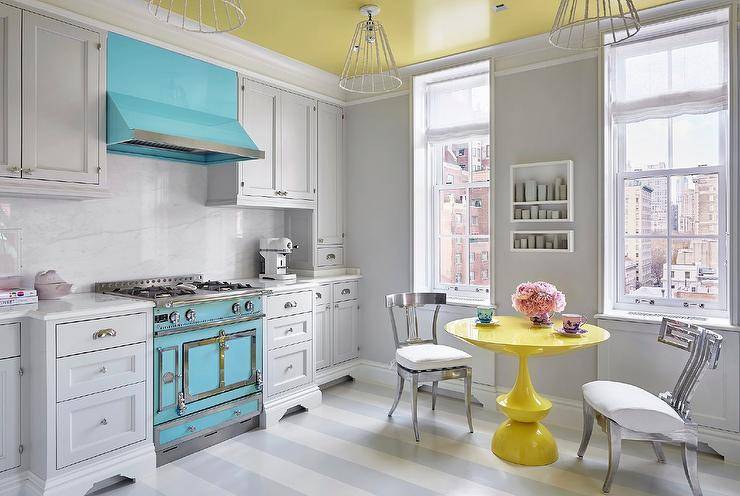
[339,5,402,94]
[550,0,641,50]
[147,0,247,34]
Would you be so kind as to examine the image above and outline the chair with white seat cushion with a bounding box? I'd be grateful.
[578,318,722,495]
[385,292,473,442]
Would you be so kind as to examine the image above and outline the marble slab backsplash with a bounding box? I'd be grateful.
[0,154,284,291]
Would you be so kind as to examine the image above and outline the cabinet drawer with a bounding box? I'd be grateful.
[267,340,312,397]
[333,281,358,302]
[267,313,312,350]
[0,322,20,359]
[266,290,312,319]
[56,313,147,357]
[313,285,331,307]
[57,343,146,401]
[317,246,343,267]
[156,394,261,447]
[57,382,146,469]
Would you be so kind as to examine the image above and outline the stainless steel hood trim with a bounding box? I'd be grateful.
[129,129,265,160]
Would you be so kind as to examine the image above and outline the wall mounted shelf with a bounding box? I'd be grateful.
[510,230,574,253]
[510,160,574,223]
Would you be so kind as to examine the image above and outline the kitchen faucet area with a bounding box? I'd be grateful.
[0,1,739,496]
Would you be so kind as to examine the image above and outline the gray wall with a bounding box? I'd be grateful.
[345,58,599,400]
[344,95,412,366]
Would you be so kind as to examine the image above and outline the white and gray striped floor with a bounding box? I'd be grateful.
[100,380,740,496]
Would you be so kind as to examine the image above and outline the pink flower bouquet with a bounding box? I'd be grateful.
[511,281,566,327]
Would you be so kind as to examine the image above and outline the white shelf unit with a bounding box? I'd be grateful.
[510,230,574,253]
[510,160,574,222]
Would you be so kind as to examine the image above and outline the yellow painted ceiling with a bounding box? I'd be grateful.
[213,0,679,74]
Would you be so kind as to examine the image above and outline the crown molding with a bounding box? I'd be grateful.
[15,0,346,104]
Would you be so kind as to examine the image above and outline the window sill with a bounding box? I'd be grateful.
[595,310,740,332]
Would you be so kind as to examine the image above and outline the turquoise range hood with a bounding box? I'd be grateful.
[106,33,263,165]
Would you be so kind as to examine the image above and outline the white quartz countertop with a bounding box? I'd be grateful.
[0,293,154,322]
[235,274,362,293]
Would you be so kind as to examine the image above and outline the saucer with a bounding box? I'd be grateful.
[475,318,500,327]
[554,327,587,337]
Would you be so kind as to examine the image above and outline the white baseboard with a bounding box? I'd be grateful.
[0,470,25,496]
[315,359,359,386]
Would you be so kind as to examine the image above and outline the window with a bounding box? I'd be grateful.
[413,61,492,302]
[605,10,729,315]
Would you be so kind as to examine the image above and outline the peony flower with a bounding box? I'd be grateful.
[511,281,566,317]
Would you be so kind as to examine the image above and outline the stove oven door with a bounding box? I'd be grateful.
[154,318,262,426]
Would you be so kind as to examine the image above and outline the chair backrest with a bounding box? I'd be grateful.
[385,292,446,349]
[658,318,723,421]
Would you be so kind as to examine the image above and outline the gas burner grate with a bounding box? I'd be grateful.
[194,280,254,292]
[113,285,197,299]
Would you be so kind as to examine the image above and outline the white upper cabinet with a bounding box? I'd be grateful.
[317,102,344,246]
[280,91,316,201]
[22,12,102,185]
[240,77,280,197]
[0,4,21,180]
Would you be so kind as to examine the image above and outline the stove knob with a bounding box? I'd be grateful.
[231,303,241,314]
[245,301,254,312]
[185,309,196,322]
[169,311,180,324]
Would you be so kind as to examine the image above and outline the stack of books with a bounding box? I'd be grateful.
[0,288,38,306]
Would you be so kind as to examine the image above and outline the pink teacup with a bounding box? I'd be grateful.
[562,314,586,332]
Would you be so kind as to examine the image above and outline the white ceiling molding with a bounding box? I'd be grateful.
[15,0,345,104]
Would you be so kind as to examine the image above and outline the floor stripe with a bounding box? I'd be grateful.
[234,429,440,496]
[324,384,739,495]
[134,462,233,496]
[176,449,303,495]
[208,437,376,496]
[265,420,517,496]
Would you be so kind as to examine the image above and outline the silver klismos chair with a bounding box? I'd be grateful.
[578,318,722,495]
[385,292,473,442]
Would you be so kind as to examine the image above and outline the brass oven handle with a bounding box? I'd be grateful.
[93,328,117,340]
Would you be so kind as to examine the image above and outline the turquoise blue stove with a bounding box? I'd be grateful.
[95,275,266,466]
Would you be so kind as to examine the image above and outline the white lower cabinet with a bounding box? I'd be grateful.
[0,356,20,473]
[267,340,313,397]
[333,299,359,364]
[56,382,147,469]
[314,298,332,371]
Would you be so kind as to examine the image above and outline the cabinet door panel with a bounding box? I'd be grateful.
[0,358,21,473]
[240,78,280,197]
[280,91,316,200]
[314,303,332,370]
[22,12,100,184]
[317,102,343,245]
[333,300,359,364]
[0,4,21,179]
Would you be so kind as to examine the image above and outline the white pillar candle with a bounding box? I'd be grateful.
[522,209,531,219]
[530,205,539,218]
[546,184,554,201]
[538,210,547,219]
[555,177,563,200]
[547,210,553,219]
[514,208,522,219]
[552,211,560,219]
[537,184,547,202]
[525,180,537,202]
[527,235,536,248]
[545,241,554,249]
[514,239,520,249]
[559,184,567,200]
[520,238,528,249]
[536,235,545,249]
[515,182,525,202]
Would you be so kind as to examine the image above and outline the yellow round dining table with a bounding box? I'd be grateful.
[445,316,610,466]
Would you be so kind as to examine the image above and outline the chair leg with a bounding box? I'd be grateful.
[387,373,404,417]
[577,400,594,458]
[603,420,622,494]
[411,375,420,442]
[652,442,666,463]
[464,367,473,433]
[681,438,702,496]
[431,381,438,411]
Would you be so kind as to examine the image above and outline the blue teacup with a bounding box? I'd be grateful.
[476,305,495,323]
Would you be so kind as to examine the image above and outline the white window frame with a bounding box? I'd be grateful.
[603,7,732,318]
[412,60,494,305]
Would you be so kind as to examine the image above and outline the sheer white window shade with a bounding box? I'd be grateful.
[426,73,490,142]
[610,24,728,124]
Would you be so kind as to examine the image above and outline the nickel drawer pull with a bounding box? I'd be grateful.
[286,364,293,370]
[100,366,108,374]
[326,253,336,260]
[341,288,351,295]
[93,328,117,340]
[100,418,108,426]
[284,301,298,309]
[286,327,294,333]
[315,292,322,299]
